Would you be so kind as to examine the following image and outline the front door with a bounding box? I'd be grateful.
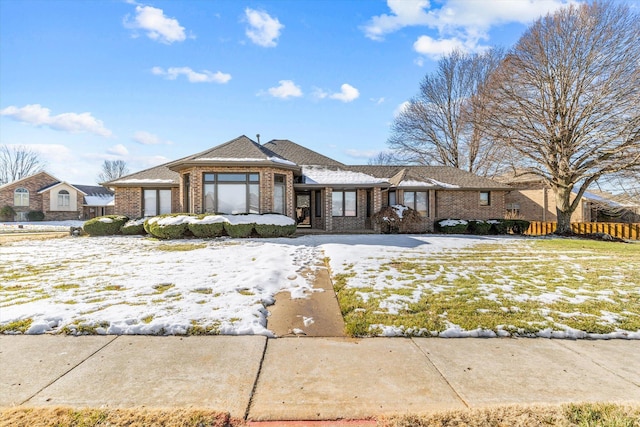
[296,193,311,227]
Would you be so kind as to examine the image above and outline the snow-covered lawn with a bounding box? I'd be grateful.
[1,231,638,338]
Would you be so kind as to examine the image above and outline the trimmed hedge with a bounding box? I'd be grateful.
[145,214,196,239]
[254,223,297,237]
[83,215,128,236]
[435,219,468,234]
[121,218,146,235]
[188,215,226,238]
[224,222,255,238]
[27,210,45,221]
[468,220,492,235]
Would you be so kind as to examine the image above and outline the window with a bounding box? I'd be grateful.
[404,191,429,217]
[203,173,260,214]
[273,174,286,215]
[314,191,322,217]
[480,191,491,206]
[144,189,172,216]
[388,190,396,206]
[58,190,70,207]
[332,190,356,217]
[14,188,29,206]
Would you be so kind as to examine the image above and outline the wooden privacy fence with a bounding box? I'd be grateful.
[525,221,640,240]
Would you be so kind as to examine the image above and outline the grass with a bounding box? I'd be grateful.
[0,407,238,427]
[1,403,637,427]
[155,242,207,252]
[0,318,33,333]
[335,239,640,337]
[380,403,640,427]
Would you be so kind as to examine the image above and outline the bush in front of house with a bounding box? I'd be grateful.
[121,218,146,235]
[504,219,531,235]
[254,223,297,237]
[223,221,255,238]
[372,205,426,234]
[372,206,401,234]
[253,214,297,238]
[145,214,196,239]
[468,220,492,235]
[435,219,469,234]
[26,210,45,221]
[188,214,227,238]
[83,215,129,236]
[0,205,16,221]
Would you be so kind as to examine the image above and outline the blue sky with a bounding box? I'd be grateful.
[1,0,583,185]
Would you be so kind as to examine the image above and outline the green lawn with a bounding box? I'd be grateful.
[334,238,640,337]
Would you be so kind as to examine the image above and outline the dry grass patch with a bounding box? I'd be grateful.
[0,406,243,427]
[380,403,640,427]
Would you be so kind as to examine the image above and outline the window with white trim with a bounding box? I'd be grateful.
[58,190,70,207]
[14,188,29,206]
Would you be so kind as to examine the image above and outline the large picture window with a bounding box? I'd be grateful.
[332,190,356,217]
[404,191,429,217]
[58,190,70,208]
[14,188,29,206]
[144,189,172,216]
[203,173,260,214]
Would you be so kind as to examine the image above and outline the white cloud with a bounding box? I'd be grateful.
[0,104,112,137]
[152,66,231,84]
[394,101,411,118]
[244,8,284,47]
[362,0,432,41]
[311,87,329,100]
[413,35,468,58]
[107,144,129,156]
[266,80,303,99]
[371,97,385,105]
[133,131,172,145]
[330,84,360,103]
[125,5,187,44]
[363,0,573,55]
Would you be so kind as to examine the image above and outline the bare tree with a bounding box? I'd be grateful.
[387,48,505,176]
[0,145,46,185]
[367,151,404,165]
[97,160,129,183]
[482,1,640,234]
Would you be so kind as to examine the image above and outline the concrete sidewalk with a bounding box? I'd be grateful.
[1,336,639,422]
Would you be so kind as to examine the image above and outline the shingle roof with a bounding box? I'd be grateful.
[263,139,345,167]
[73,185,113,197]
[166,135,298,170]
[104,163,180,187]
[348,165,511,190]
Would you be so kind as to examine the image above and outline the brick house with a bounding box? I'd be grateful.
[0,171,114,221]
[105,135,511,233]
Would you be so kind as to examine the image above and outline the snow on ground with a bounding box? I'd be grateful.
[1,229,638,338]
[1,221,85,232]
[0,232,485,337]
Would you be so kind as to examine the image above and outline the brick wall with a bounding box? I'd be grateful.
[435,190,506,221]
[506,188,590,222]
[0,172,60,220]
[114,187,143,218]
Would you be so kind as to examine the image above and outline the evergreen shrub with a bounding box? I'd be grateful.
[145,214,195,239]
[121,218,146,235]
[254,223,297,237]
[188,215,226,238]
[83,215,128,236]
[435,219,468,234]
[223,222,255,238]
[27,210,45,221]
[468,220,492,235]
[0,205,16,221]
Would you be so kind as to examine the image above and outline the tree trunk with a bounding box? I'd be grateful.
[554,186,574,235]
